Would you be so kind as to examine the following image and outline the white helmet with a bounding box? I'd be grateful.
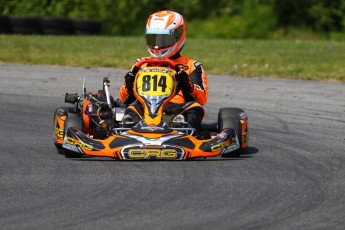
[145,11,186,59]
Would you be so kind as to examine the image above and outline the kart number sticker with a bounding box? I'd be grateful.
[137,72,174,96]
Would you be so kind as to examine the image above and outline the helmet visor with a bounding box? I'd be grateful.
[146,26,183,49]
[146,34,177,49]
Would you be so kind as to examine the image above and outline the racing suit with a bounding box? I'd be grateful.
[119,53,208,134]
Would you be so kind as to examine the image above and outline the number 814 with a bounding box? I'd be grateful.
[141,75,167,92]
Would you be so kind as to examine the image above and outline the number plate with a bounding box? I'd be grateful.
[136,70,174,97]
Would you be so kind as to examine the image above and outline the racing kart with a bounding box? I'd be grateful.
[53,59,249,160]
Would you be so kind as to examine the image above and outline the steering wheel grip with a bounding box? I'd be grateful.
[134,59,177,69]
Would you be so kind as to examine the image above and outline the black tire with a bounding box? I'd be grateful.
[72,19,101,35]
[218,108,244,157]
[41,17,74,35]
[63,116,84,158]
[0,16,10,34]
[8,16,42,34]
[54,142,63,150]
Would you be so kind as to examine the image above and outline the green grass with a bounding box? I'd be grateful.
[1,35,345,82]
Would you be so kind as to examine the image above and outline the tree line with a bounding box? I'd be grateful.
[1,0,345,38]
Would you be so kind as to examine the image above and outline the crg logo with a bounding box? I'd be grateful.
[122,146,185,160]
[66,137,93,151]
[129,149,177,159]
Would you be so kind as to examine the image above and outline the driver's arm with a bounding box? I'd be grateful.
[188,61,208,106]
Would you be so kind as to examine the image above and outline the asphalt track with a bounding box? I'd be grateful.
[0,64,344,230]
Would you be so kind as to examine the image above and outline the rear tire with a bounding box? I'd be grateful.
[63,116,84,158]
[218,108,244,157]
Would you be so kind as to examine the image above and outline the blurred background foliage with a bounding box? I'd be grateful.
[1,0,345,39]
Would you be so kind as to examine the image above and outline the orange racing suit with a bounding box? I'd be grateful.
[119,54,208,133]
[119,54,208,105]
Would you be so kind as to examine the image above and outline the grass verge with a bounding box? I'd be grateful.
[0,35,344,81]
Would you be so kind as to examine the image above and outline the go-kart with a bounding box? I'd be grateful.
[53,59,248,160]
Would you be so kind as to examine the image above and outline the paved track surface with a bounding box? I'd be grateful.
[0,64,344,230]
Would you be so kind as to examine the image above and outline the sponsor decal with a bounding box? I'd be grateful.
[242,131,249,143]
[211,136,240,153]
[65,137,93,151]
[57,108,67,117]
[221,144,240,154]
[145,137,159,141]
[220,137,240,154]
[218,133,228,139]
[193,61,201,68]
[142,68,172,74]
[122,145,185,160]
[141,126,165,131]
[239,112,247,121]
[54,127,64,139]
[128,149,177,159]
[211,142,230,152]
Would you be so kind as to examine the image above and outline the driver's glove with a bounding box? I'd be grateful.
[124,71,135,94]
[175,70,193,94]
[124,66,139,94]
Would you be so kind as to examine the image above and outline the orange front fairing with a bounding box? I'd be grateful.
[133,67,176,126]
[63,126,238,160]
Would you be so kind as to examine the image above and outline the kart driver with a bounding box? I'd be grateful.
[119,10,210,139]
